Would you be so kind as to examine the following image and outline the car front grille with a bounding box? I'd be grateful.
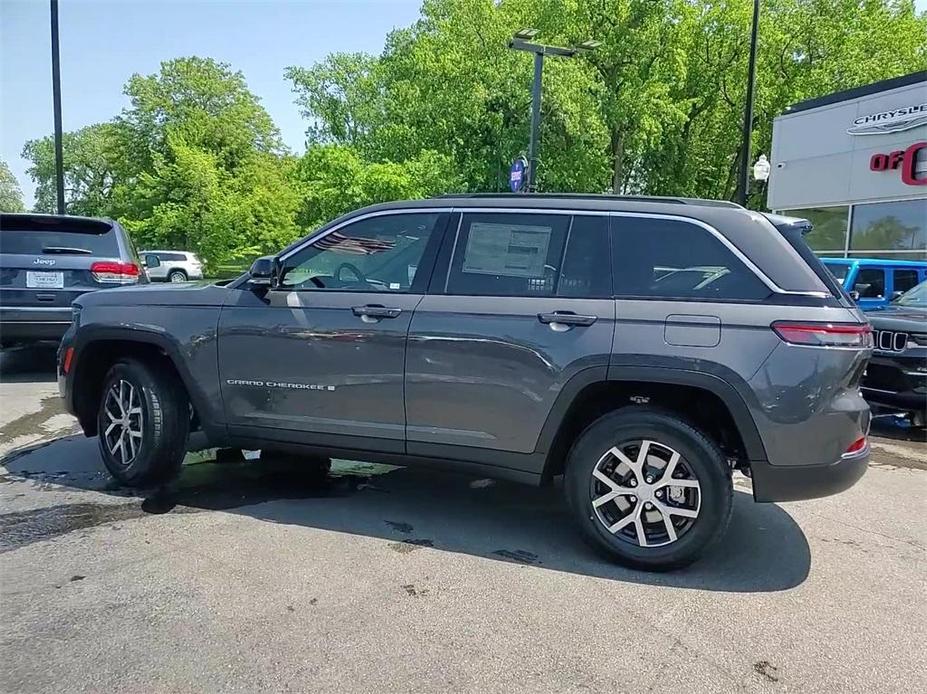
[873,330,909,353]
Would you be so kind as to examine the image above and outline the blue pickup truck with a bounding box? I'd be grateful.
[822,258,927,310]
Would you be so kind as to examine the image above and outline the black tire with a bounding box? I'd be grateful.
[168,269,188,283]
[96,358,189,487]
[564,407,732,571]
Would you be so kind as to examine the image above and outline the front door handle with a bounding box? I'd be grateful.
[352,304,402,320]
[537,311,597,327]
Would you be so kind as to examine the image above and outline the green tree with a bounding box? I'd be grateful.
[0,159,25,212]
[113,58,297,269]
[21,123,123,215]
[292,145,459,230]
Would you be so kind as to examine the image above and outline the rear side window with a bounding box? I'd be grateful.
[446,213,569,296]
[611,217,770,301]
[894,269,919,294]
[855,268,885,298]
[0,227,119,256]
[157,252,186,261]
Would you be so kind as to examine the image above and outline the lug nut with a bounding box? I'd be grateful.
[646,476,653,484]
[656,490,663,498]
[645,502,653,510]
[628,495,636,502]
[629,479,637,487]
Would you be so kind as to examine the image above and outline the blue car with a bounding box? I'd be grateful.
[821,258,927,310]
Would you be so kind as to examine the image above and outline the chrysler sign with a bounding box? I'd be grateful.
[848,103,927,135]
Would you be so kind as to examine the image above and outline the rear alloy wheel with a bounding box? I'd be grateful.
[565,408,732,571]
[590,440,701,548]
[168,270,187,283]
[97,358,189,487]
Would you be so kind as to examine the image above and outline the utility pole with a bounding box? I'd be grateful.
[50,0,65,214]
[509,30,599,192]
[737,0,760,207]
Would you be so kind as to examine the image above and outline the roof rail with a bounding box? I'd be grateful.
[431,192,741,208]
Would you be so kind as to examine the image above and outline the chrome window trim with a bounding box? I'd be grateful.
[278,207,454,263]
[279,205,828,298]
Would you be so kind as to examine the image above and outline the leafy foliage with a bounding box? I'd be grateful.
[0,159,25,212]
[18,1,927,270]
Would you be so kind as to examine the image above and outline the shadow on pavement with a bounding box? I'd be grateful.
[870,414,927,444]
[1,433,811,593]
[0,345,59,384]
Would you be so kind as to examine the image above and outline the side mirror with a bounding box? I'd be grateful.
[249,256,275,287]
[144,254,161,269]
[849,290,860,302]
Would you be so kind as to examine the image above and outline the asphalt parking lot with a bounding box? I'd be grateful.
[1,346,925,693]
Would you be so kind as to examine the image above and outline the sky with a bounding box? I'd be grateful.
[2,0,926,208]
[0,0,422,207]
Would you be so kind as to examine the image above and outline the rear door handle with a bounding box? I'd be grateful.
[352,304,402,319]
[537,311,597,327]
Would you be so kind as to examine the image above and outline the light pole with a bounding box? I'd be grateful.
[508,30,599,192]
[50,0,65,214]
[737,0,760,207]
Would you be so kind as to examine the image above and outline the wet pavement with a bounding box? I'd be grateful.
[1,346,926,693]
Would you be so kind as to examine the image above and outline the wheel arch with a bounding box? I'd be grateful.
[537,366,767,483]
[70,327,219,440]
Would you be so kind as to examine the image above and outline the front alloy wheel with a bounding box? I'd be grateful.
[101,379,144,466]
[590,440,701,547]
[96,358,189,487]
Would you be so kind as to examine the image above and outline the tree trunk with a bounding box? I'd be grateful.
[611,130,624,193]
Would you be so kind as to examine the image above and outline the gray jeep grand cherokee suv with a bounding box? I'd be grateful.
[58,195,873,570]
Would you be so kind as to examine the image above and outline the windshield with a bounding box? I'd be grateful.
[895,280,927,307]
[823,261,850,283]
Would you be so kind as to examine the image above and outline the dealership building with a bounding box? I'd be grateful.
[767,71,926,262]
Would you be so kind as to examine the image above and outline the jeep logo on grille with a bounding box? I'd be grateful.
[33,258,56,266]
[875,330,908,352]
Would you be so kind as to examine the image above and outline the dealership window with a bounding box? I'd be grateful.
[849,199,927,258]
[781,206,848,253]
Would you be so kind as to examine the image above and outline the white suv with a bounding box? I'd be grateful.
[141,250,204,282]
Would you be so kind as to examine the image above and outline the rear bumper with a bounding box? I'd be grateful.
[0,307,71,343]
[750,449,868,502]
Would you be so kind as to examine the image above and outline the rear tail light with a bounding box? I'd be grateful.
[62,346,74,374]
[91,261,140,284]
[772,321,873,348]
[842,436,868,458]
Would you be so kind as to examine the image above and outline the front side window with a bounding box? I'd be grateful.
[854,268,885,298]
[611,217,770,301]
[446,213,569,296]
[280,213,442,292]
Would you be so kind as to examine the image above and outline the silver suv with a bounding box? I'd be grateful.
[141,250,204,282]
[58,195,873,570]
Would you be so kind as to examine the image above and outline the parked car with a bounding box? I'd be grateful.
[141,250,204,282]
[861,280,927,427]
[0,213,145,348]
[821,258,927,310]
[58,195,873,570]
